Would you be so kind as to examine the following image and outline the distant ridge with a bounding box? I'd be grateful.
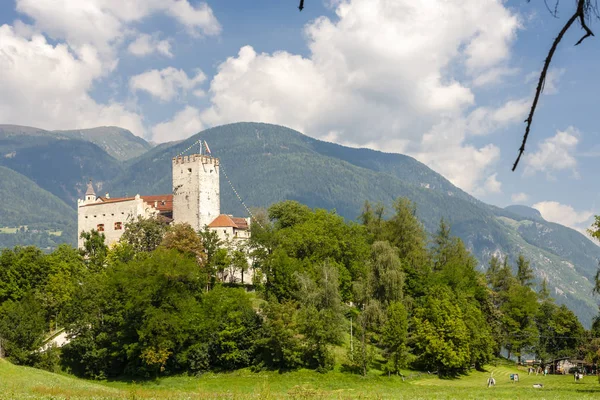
[0,124,152,161]
[505,205,544,221]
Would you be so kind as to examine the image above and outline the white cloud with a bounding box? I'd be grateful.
[524,126,580,178]
[472,66,520,87]
[533,201,594,234]
[0,24,144,136]
[199,0,520,194]
[484,173,502,194]
[466,98,529,136]
[128,34,172,57]
[129,67,206,102]
[511,192,529,203]
[151,106,203,142]
[15,0,220,53]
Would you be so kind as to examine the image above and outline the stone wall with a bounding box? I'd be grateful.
[172,154,220,231]
[77,195,156,247]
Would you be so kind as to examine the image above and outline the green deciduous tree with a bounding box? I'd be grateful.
[120,216,168,253]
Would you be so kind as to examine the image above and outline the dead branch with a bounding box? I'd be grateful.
[513,0,594,171]
[299,0,305,11]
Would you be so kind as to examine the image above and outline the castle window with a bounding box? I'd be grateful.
[85,216,88,219]
[188,168,192,173]
[114,222,122,230]
[97,224,105,232]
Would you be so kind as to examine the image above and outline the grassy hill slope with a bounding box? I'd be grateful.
[0,358,598,399]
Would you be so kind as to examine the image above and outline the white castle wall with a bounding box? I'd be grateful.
[172,154,220,231]
[77,195,157,248]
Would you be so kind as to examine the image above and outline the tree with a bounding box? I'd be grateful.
[0,295,46,365]
[382,198,430,297]
[516,254,534,287]
[381,301,409,374]
[501,284,539,363]
[160,223,205,262]
[120,216,168,253]
[79,230,107,271]
[254,300,303,371]
[411,286,471,377]
[296,264,345,371]
[62,248,207,378]
[230,249,250,284]
[370,241,404,305]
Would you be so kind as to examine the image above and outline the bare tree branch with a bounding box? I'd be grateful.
[299,0,305,11]
[513,0,594,171]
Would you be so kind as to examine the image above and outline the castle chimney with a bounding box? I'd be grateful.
[105,193,110,199]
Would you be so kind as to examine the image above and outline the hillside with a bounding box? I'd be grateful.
[0,124,152,161]
[0,121,598,325]
[54,126,153,161]
[0,166,76,249]
[0,138,123,206]
[1,358,599,399]
[106,122,600,326]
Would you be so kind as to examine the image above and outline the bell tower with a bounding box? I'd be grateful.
[172,154,221,231]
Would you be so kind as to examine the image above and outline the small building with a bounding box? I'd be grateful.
[208,214,251,242]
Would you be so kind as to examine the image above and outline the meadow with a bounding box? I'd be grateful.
[1,359,600,399]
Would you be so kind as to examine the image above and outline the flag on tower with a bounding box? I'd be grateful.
[204,141,211,155]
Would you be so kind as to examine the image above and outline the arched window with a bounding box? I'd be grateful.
[97,224,105,232]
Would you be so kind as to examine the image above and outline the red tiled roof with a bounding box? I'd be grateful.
[208,214,249,230]
[81,194,173,212]
[141,195,173,212]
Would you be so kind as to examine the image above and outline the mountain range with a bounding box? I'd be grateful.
[0,122,598,326]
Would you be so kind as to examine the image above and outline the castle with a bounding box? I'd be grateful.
[78,152,251,257]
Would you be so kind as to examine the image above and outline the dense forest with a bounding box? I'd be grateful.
[0,198,599,379]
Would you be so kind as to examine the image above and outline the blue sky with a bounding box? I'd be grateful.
[0,0,598,235]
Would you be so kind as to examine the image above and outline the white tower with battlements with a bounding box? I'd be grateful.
[172,154,221,231]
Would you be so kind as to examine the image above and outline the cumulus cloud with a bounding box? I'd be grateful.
[198,0,520,194]
[524,126,580,178]
[466,98,529,136]
[472,67,520,87]
[128,34,172,57]
[511,192,529,203]
[0,25,144,135]
[533,201,594,234]
[1,1,221,138]
[151,106,204,143]
[15,0,220,53]
[130,67,206,102]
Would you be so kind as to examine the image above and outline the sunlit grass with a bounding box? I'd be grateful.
[1,359,600,399]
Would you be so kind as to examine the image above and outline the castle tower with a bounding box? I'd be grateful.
[172,154,220,231]
[84,180,97,203]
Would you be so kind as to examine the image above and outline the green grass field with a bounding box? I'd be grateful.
[1,359,599,399]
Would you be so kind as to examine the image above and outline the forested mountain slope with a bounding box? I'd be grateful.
[104,122,600,325]
[0,122,598,324]
[0,166,75,249]
[0,124,151,161]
